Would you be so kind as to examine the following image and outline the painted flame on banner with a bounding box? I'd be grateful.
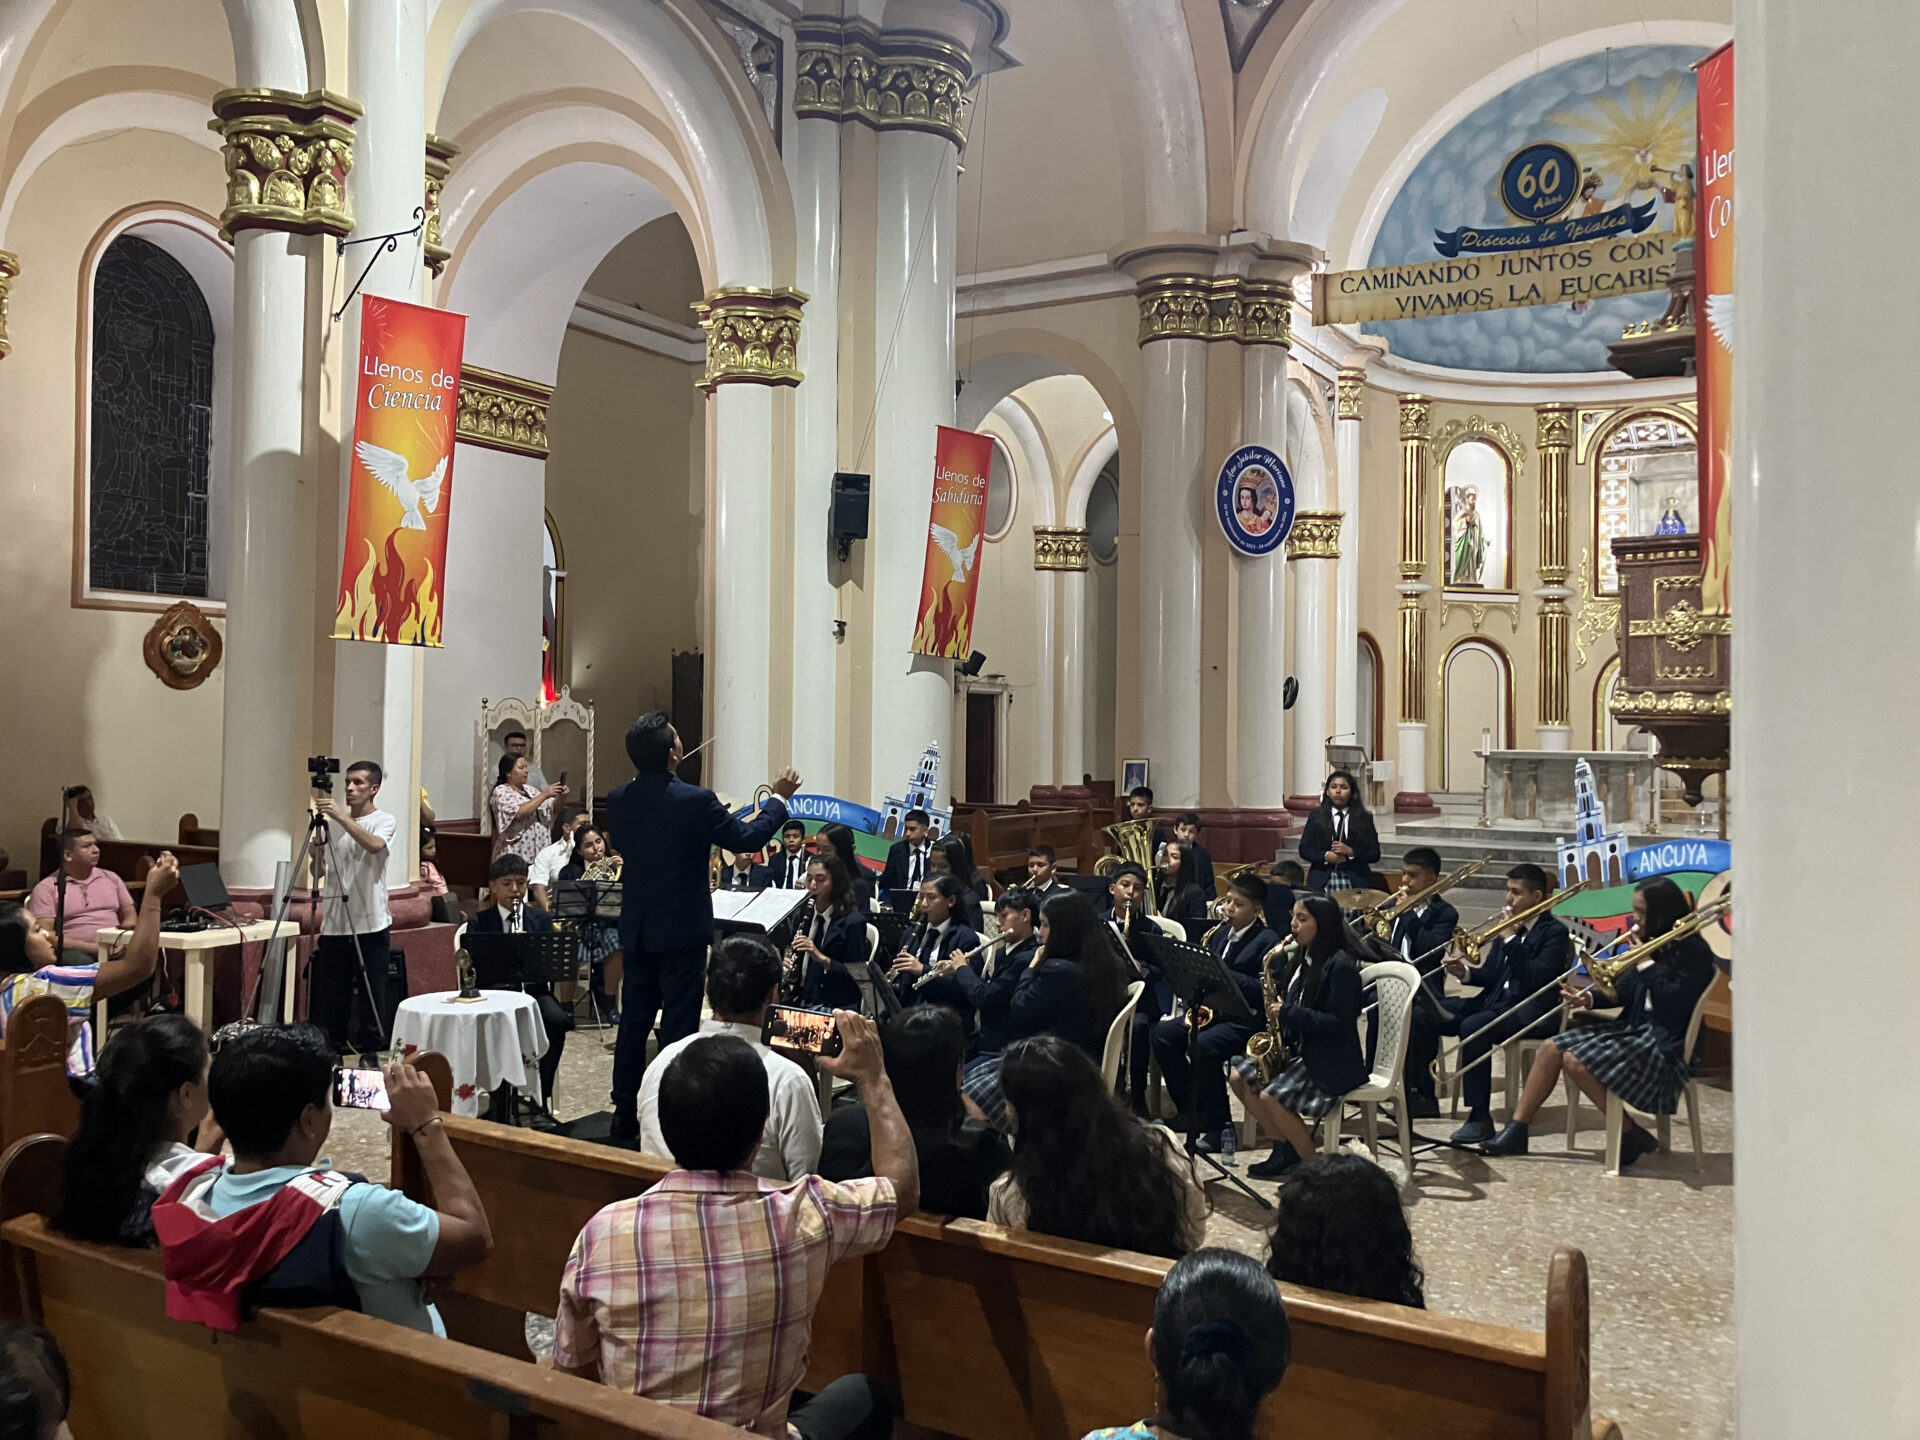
[911,426,994,659]
[333,294,466,646]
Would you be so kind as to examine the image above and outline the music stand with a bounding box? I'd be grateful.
[463,932,580,990]
[1138,931,1270,1210]
[551,880,623,1025]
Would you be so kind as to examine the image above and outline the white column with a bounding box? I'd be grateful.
[1137,338,1207,807]
[1333,366,1366,749]
[220,224,317,887]
[1032,568,1056,789]
[710,381,775,798]
[1235,343,1289,807]
[1736,6,1920,1433]
[867,128,957,805]
[332,0,425,886]
[1288,386,1334,803]
[1059,568,1087,785]
[788,112,841,787]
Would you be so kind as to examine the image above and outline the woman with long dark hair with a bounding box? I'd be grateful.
[1297,769,1380,893]
[929,834,988,931]
[1482,875,1717,1165]
[1155,842,1210,938]
[1083,1247,1293,1440]
[1265,1153,1425,1308]
[787,853,868,1010]
[53,1013,220,1245]
[992,1034,1206,1258]
[962,891,1130,1127]
[1229,892,1368,1179]
[817,823,876,912]
[559,825,623,1021]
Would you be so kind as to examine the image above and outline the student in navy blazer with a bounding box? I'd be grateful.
[1298,771,1381,892]
[787,852,871,1012]
[605,712,799,1139]
[1371,846,1459,1112]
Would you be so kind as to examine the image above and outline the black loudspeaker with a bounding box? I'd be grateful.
[831,472,870,560]
[959,651,987,677]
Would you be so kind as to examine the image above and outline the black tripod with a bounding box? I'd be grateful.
[302,799,389,1059]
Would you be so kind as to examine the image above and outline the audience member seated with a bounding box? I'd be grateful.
[988,1034,1206,1259]
[0,1321,72,1440]
[61,784,120,842]
[151,1025,492,1334]
[465,852,573,1105]
[417,825,449,897]
[0,850,174,1076]
[818,1006,1009,1219]
[53,1014,222,1246]
[1263,1154,1426,1309]
[557,1013,915,1440]
[26,828,134,956]
[1081,1247,1292,1440]
[638,935,822,1181]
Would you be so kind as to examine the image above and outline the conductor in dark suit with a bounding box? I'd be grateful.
[605,712,800,1140]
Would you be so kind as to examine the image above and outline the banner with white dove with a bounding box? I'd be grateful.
[911,425,993,659]
[1695,41,1733,615]
[333,295,466,645]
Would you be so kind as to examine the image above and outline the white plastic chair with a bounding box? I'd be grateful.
[1146,915,1186,941]
[1102,980,1146,1093]
[1318,961,1422,1168]
[1563,983,1714,1176]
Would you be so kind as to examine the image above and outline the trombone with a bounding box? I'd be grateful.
[1357,857,1491,942]
[1438,893,1732,1087]
[1361,879,1595,1019]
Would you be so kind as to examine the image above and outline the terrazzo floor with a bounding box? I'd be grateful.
[326,1012,1734,1440]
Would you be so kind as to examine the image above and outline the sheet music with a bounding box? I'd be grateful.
[711,887,812,930]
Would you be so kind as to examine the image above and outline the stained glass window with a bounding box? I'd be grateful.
[88,235,213,597]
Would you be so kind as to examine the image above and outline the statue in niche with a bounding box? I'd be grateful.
[1655,494,1689,535]
[1448,486,1488,587]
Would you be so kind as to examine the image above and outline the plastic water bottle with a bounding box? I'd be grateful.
[1220,1125,1238,1167]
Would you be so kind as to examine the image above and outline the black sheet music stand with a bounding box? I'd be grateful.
[1138,930,1270,1210]
[463,932,580,990]
[550,880,623,1024]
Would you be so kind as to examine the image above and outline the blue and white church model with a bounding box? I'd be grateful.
[1557,758,1629,888]
[879,743,953,838]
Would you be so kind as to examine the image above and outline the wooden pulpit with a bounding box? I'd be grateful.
[1610,533,1730,806]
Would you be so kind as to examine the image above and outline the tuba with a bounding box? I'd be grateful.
[1242,937,1298,1084]
[1097,818,1161,916]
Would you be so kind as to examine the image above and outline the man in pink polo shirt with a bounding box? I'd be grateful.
[28,828,136,955]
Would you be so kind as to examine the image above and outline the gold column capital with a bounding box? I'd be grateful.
[793,18,973,149]
[207,88,362,240]
[423,133,461,277]
[1134,275,1294,348]
[1336,369,1365,420]
[1135,276,1218,344]
[1033,526,1090,571]
[693,286,808,391]
[1398,393,1432,440]
[1536,402,1575,450]
[1285,510,1343,560]
[1236,278,1293,347]
[0,250,18,360]
[457,365,552,458]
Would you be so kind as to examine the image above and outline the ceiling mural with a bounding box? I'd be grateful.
[1363,44,1706,374]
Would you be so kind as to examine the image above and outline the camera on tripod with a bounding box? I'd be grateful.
[308,755,341,795]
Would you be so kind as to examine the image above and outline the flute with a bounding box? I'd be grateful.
[914,931,1013,988]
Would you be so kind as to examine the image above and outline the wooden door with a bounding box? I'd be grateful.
[671,649,704,785]
[964,693,998,803]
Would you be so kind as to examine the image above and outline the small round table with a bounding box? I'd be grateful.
[391,990,548,1117]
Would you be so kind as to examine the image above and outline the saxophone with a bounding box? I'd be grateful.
[1183,921,1226,1032]
[1242,938,1297,1085]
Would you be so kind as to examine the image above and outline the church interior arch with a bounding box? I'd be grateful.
[1439,635,1514,793]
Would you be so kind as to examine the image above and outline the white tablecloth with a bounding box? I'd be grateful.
[392,990,548,1117]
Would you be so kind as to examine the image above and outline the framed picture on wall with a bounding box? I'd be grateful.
[1122,759,1150,794]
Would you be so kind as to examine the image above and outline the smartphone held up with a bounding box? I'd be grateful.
[333,1066,391,1111]
[763,1004,842,1057]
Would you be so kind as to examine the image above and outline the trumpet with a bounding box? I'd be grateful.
[1359,857,1491,941]
[1438,894,1732,1087]
[1242,937,1298,1085]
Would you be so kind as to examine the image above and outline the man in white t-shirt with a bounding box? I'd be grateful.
[638,934,821,1180]
[313,761,399,1059]
[529,805,590,910]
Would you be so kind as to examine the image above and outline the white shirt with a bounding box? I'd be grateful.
[637,1019,823,1182]
[905,844,929,886]
[1399,903,1428,962]
[529,837,572,890]
[320,806,396,936]
[780,850,809,888]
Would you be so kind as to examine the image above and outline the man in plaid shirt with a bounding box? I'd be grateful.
[556,1010,918,1439]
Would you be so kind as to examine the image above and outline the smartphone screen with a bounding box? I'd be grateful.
[763,1004,842,1057]
[332,1066,391,1112]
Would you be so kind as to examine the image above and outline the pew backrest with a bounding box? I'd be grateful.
[966,806,1102,881]
[400,1115,1603,1440]
[2,996,79,1152]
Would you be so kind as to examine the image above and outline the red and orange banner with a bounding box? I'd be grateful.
[911,425,994,658]
[1695,42,1734,614]
[333,295,466,646]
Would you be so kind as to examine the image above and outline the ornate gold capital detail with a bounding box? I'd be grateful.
[1573,547,1620,669]
[1033,526,1090,572]
[1433,414,1528,473]
[1285,510,1343,560]
[1628,598,1732,653]
[457,365,552,458]
[692,286,807,391]
[1135,276,1293,347]
[1537,402,1574,451]
[1398,394,1432,441]
[1336,369,1365,420]
[1609,689,1732,719]
[207,89,361,240]
[0,250,18,359]
[423,134,461,277]
[793,19,972,149]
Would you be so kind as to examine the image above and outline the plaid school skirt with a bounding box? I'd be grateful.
[1555,1022,1690,1116]
[1233,1054,1341,1121]
[962,1054,1009,1130]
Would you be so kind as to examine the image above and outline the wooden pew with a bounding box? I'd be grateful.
[0,1133,740,1440]
[0,996,80,1154]
[397,1114,1618,1440]
[964,806,1103,884]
